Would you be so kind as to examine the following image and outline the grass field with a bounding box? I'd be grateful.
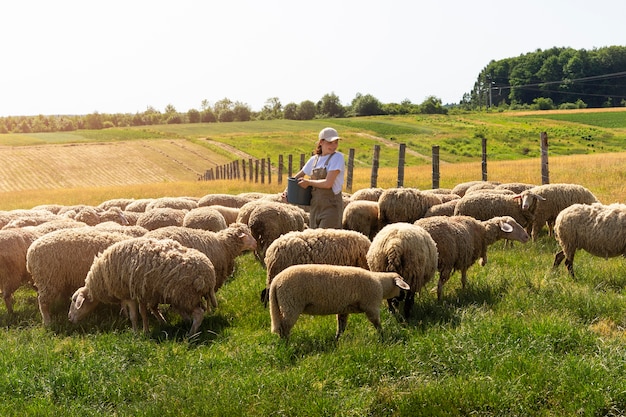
[1,111,626,416]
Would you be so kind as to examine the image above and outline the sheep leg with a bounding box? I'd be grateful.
[3,293,14,316]
[139,303,151,334]
[187,306,205,336]
[122,300,140,332]
[336,313,349,341]
[38,296,52,326]
[460,269,469,289]
[553,251,565,268]
[364,309,383,337]
[564,256,576,278]
[437,269,452,301]
[403,291,415,319]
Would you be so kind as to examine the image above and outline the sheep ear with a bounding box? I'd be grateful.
[512,194,521,200]
[395,277,411,291]
[499,221,513,233]
[536,194,547,201]
[74,293,85,310]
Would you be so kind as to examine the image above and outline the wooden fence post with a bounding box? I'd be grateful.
[397,143,406,188]
[278,155,283,184]
[260,158,266,184]
[432,145,440,189]
[541,132,549,184]
[370,145,380,188]
[288,155,293,177]
[300,154,305,170]
[481,137,488,181]
[248,159,253,182]
[346,148,355,193]
[254,160,259,183]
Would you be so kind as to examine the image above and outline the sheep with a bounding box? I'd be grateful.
[269,264,410,340]
[145,222,257,291]
[136,207,186,230]
[125,198,155,213]
[182,206,228,231]
[453,192,534,230]
[247,203,308,264]
[27,218,89,234]
[26,228,131,326]
[146,197,198,211]
[464,182,499,194]
[68,237,218,335]
[198,193,252,208]
[209,205,240,225]
[366,222,438,319]
[518,183,600,240]
[0,209,61,229]
[553,203,626,278]
[415,215,529,300]
[377,187,442,227]
[0,229,41,315]
[93,222,149,237]
[349,187,385,202]
[262,228,372,306]
[97,198,135,211]
[451,181,500,197]
[423,199,459,218]
[342,200,380,240]
[494,182,536,194]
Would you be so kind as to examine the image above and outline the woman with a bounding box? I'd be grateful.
[287,127,345,229]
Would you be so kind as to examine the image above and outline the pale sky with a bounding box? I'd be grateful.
[1,0,623,117]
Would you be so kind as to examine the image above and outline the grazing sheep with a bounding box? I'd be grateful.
[125,198,155,213]
[349,187,385,202]
[26,228,131,326]
[183,206,228,231]
[97,198,135,211]
[247,203,308,264]
[0,209,61,229]
[342,200,380,240]
[423,199,459,218]
[0,229,41,315]
[209,205,240,225]
[93,222,149,237]
[136,207,186,230]
[415,215,529,300]
[262,228,372,306]
[269,264,410,340]
[378,187,442,227]
[198,193,252,208]
[145,222,257,291]
[28,218,89,234]
[366,222,438,319]
[553,203,626,278]
[494,182,536,194]
[518,183,600,240]
[451,181,500,197]
[464,182,498,194]
[453,192,534,230]
[146,197,198,211]
[68,237,217,335]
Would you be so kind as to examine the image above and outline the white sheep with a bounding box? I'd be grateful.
[247,202,308,264]
[146,196,198,211]
[453,192,534,230]
[209,205,240,225]
[423,199,459,218]
[124,198,155,213]
[415,215,529,300]
[269,264,410,340]
[378,187,442,227]
[26,228,131,326]
[0,209,61,229]
[518,183,600,240]
[198,193,252,208]
[494,182,536,194]
[136,207,186,230]
[366,222,438,319]
[182,206,228,231]
[97,198,136,211]
[262,228,372,306]
[68,237,218,335]
[145,222,257,291]
[349,187,385,202]
[0,229,41,315]
[342,200,380,240]
[451,181,500,197]
[553,203,626,278]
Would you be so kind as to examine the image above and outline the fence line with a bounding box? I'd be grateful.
[198,133,551,191]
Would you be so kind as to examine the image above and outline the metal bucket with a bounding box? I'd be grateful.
[287,177,312,205]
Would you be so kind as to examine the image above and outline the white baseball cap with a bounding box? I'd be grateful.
[318,127,341,142]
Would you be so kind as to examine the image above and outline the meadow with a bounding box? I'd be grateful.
[1,111,626,416]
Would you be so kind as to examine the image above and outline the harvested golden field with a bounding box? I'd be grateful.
[0,139,230,192]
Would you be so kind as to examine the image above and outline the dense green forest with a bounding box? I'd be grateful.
[2,46,624,135]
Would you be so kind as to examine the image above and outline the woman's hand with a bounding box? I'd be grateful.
[297,178,309,188]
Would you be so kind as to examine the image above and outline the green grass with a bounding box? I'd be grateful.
[2,235,626,416]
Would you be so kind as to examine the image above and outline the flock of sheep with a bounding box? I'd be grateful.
[0,179,623,340]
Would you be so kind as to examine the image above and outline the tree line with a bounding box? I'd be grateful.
[2,45,625,134]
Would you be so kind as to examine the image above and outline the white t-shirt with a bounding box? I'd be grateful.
[302,152,345,195]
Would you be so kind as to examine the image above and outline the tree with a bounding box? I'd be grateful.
[419,96,447,114]
[317,92,345,118]
[233,102,252,121]
[351,93,384,116]
[298,100,316,120]
[187,109,201,123]
[260,97,283,119]
[283,102,298,120]
[201,109,217,123]
[84,112,103,129]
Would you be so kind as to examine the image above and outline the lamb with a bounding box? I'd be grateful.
[209,205,240,225]
[136,207,186,230]
[423,199,459,218]
[378,187,442,227]
[145,222,257,291]
[453,192,534,230]
[518,183,600,240]
[269,264,410,340]
[366,222,438,319]
[553,203,626,278]
[182,206,228,231]
[26,228,131,325]
[0,228,41,315]
[262,228,372,306]
[342,200,380,240]
[68,237,218,335]
[415,215,529,300]
[247,203,308,264]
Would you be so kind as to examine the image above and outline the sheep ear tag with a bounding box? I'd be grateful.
[500,222,513,233]
[395,277,411,291]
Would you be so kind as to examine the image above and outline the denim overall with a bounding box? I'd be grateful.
[310,152,343,229]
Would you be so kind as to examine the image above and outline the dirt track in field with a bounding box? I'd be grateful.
[0,139,231,192]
